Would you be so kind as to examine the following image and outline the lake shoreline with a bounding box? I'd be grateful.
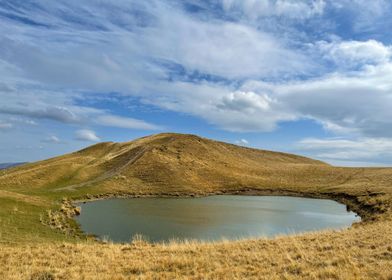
[59,186,385,244]
[71,187,375,221]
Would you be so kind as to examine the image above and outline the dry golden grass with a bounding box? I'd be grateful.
[1,221,392,279]
[1,133,392,279]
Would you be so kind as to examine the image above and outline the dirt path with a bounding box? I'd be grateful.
[54,147,148,192]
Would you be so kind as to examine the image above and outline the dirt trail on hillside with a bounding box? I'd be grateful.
[54,147,148,192]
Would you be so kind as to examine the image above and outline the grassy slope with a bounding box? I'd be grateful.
[1,133,392,279]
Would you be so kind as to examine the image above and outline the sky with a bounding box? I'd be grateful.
[1,0,392,166]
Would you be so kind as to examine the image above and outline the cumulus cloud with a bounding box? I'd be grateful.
[319,40,391,68]
[142,45,392,135]
[275,62,392,137]
[142,82,296,132]
[232,38,392,137]
[75,130,100,142]
[207,90,294,132]
[219,91,271,112]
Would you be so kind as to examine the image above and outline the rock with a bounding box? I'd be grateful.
[74,207,81,216]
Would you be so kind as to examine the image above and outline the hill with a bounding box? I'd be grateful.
[0,132,391,243]
[1,133,391,203]
[1,133,392,279]
[0,162,27,170]
[1,133,331,194]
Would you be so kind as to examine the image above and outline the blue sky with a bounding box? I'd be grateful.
[1,0,392,166]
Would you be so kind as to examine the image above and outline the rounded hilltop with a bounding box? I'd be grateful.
[1,133,392,279]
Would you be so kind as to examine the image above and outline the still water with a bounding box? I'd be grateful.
[75,195,360,243]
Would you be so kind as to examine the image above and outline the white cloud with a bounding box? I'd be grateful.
[0,0,313,136]
[0,83,97,125]
[147,19,309,79]
[141,43,392,134]
[1,1,392,166]
[141,80,297,132]
[219,91,271,112]
[0,85,161,132]
[75,129,100,142]
[274,62,392,137]
[233,39,392,136]
[0,105,81,123]
[319,40,391,68]
[3,20,392,137]
[8,117,37,126]
[97,115,161,130]
[42,135,61,144]
[0,122,12,130]
[208,90,295,132]
[221,0,326,20]
[0,0,312,86]
[236,138,249,145]
[297,137,392,165]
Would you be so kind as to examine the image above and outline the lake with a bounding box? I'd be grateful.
[75,195,360,243]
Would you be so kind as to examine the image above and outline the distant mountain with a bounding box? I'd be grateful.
[0,162,27,170]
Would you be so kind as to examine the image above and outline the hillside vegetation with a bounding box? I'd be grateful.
[1,133,392,279]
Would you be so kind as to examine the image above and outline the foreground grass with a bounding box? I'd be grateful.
[1,133,392,279]
[1,221,392,280]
